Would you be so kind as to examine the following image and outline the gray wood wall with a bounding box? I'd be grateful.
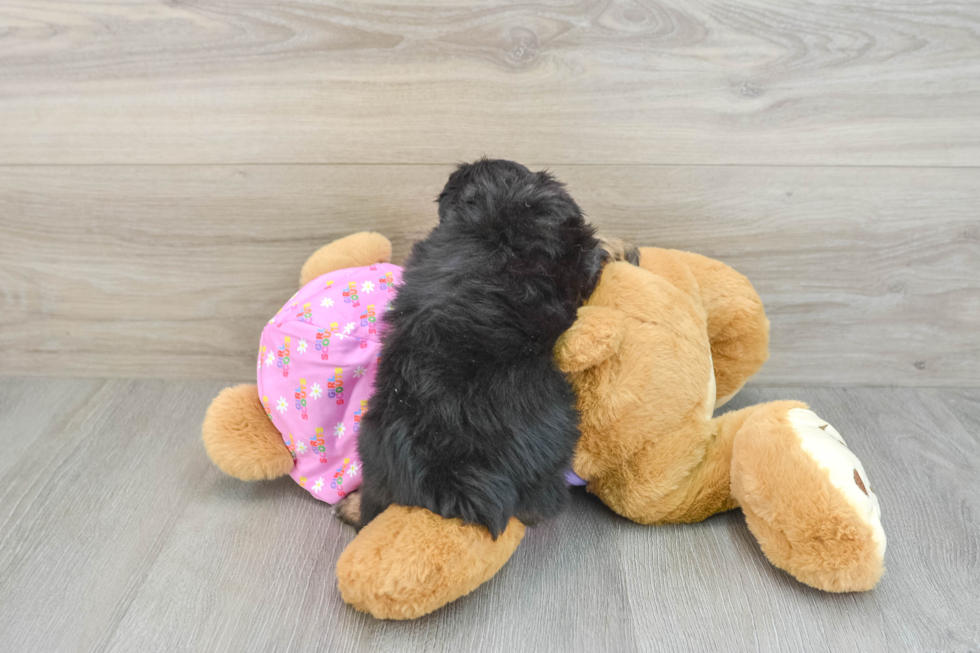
[1,0,978,385]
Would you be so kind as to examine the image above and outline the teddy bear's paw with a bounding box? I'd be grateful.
[202,384,294,481]
[336,505,525,619]
[786,408,886,563]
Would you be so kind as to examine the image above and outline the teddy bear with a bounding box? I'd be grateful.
[202,232,886,621]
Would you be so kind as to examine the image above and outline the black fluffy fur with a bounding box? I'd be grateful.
[356,159,606,538]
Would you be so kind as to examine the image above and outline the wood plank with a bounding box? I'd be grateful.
[1,164,977,385]
[933,387,980,437]
[1,381,977,651]
[0,379,225,652]
[0,0,978,165]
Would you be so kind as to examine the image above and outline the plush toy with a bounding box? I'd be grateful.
[203,232,886,621]
[202,232,397,496]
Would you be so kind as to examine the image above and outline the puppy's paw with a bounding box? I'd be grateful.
[333,491,362,528]
[597,235,640,266]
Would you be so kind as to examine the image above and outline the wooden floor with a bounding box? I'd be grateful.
[0,379,977,652]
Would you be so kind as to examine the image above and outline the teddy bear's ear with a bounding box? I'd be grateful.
[554,305,626,373]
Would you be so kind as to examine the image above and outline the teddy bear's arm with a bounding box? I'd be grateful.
[336,505,525,619]
[554,305,625,374]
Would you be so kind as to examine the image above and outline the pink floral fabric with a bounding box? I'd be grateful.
[256,263,402,504]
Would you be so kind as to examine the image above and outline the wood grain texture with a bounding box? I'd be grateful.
[0,380,977,652]
[0,0,978,165]
[1,164,977,385]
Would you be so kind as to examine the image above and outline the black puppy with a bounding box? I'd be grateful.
[351,159,606,537]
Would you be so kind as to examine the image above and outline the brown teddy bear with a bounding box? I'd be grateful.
[202,233,886,620]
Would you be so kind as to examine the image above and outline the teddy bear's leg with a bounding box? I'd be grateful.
[638,248,769,408]
[729,401,886,592]
[336,505,526,619]
[586,405,761,525]
[202,384,294,481]
[299,232,393,286]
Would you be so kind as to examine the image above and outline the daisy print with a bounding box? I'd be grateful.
[353,366,366,378]
[312,477,324,494]
[360,280,375,294]
[264,352,275,367]
[347,461,360,478]
[276,396,288,413]
[343,322,356,335]
[334,422,346,438]
[296,441,307,454]
[320,297,334,308]
[297,339,308,354]
[310,382,322,400]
